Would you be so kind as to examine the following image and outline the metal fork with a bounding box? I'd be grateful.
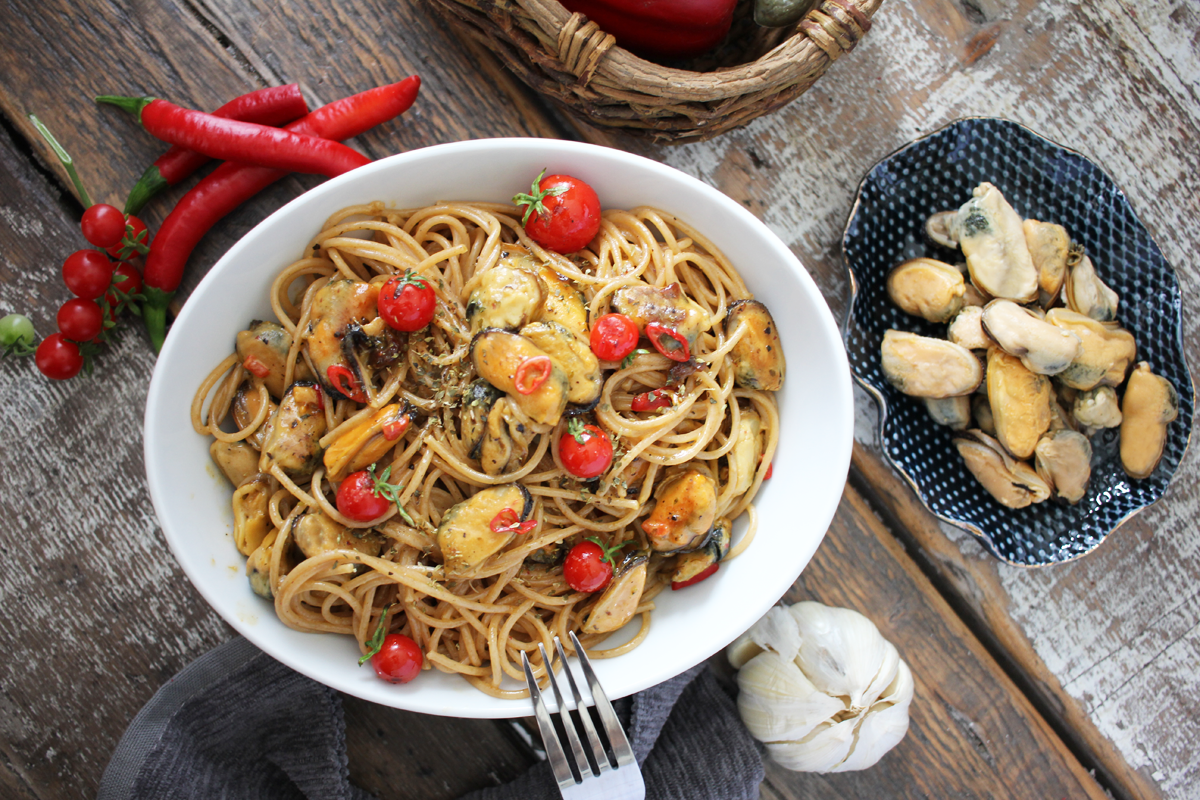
[520,632,646,800]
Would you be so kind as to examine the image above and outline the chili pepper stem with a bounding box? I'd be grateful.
[95,95,156,124]
[141,287,173,353]
[124,165,168,216]
[28,115,93,207]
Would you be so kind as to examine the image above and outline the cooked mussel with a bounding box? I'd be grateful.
[467,257,547,334]
[886,258,965,324]
[478,398,536,476]
[1046,309,1137,390]
[536,264,589,339]
[1119,362,1179,480]
[582,549,649,635]
[725,300,785,390]
[611,282,710,349]
[925,210,958,249]
[880,330,982,398]
[322,403,412,481]
[305,280,380,400]
[210,440,260,487]
[1022,220,1070,308]
[292,509,385,560]
[260,381,327,478]
[471,329,570,426]
[520,321,602,406]
[642,467,717,553]
[953,183,1039,302]
[670,516,732,586]
[1064,252,1119,322]
[436,484,534,578]
[729,408,764,496]
[1034,429,1092,504]
[954,429,1051,509]
[1072,386,1122,429]
[980,299,1081,375]
[232,475,274,556]
[924,395,972,430]
[987,348,1052,460]
[947,306,994,351]
[232,382,276,450]
[236,320,294,399]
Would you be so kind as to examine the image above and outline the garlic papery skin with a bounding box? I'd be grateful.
[728,601,913,773]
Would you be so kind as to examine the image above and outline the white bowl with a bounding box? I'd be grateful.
[144,139,853,718]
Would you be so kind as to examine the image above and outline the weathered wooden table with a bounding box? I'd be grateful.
[1,1,1196,798]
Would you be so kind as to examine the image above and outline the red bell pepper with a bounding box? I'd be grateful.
[558,0,736,60]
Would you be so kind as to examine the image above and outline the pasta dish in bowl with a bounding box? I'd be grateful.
[144,139,852,717]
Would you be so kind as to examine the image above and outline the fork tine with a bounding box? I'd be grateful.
[569,631,637,768]
[521,650,576,788]
[554,636,613,772]
[538,641,596,779]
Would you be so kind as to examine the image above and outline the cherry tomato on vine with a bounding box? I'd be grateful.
[513,170,601,253]
[62,250,114,301]
[105,263,144,311]
[563,537,623,593]
[559,419,613,479]
[56,298,104,342]
[0,313,37,357]
[80,204,126,249]
[107,214,150,260]
[589,313,639,362]
[35,333,83,380]
[371,633,423,684]
[379,270,436,332]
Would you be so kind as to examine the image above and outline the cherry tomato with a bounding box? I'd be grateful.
[563,540,615,592]
[514,355,552,395]
[56,298,104,342]
[371,633,423,684]
[62,250,114,301]
[0,313,36,356]
[35,333,83,380]
[80,204,126,249]
[336,469,391,522]
[671,562,719,590]
[559,420,613,479]
[645,322,691,362]
[107,214,150,260]
[590,313,639,362]
[513,171,601,253]
[630,388,672,412]
[379,271,436,332]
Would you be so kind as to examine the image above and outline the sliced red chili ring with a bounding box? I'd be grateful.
[671,562,719,590]
[630,388,672,412]
[489,508,537,535]
[327,364,367,403]
[645,322,690,362]
[514,355,552,395]
[382,414,410,441]
[764,462,773,480]
[242,355,271,378]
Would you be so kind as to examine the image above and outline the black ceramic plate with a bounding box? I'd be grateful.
[843,117,1194,566]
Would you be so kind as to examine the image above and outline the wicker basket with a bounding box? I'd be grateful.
[430,0,883,142]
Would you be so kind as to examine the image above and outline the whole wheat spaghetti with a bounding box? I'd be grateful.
[195,200,784,697]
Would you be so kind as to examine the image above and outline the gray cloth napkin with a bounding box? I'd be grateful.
[99,636,763,800]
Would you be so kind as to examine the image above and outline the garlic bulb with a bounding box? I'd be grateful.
[727,601,913,772]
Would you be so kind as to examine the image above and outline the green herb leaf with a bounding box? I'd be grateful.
[358,604,393,665]
[621,348,651,369]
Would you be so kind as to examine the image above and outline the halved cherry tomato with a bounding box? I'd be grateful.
[514,355,552,395]
[645,322,690,362]
[327,364,367,402]
[336,469,392,521]
[379,270,436,332]
[671,562,719,590]
[560,419,613,479]
[490,508,538,535]
[563,538,623,593]
[371,633,423,684]
[630,388,672,412]
[243,355,271,378]
[513,171,602,253]
[589,313,638,362]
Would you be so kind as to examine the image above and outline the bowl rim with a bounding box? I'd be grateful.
[840,116,1195,567]
[143,137,855,716]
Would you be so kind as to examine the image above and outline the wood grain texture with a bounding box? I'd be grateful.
[553,1,1199,798]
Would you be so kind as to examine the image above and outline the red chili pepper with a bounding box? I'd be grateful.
[671,562,719,590]
[489,508,537,535]
[645,322,691,362]
[630,388,672,412]
[764,462,773,480]
[97,95,369,177]
[138,76,420,353]
[514,355,552,395]
[327,364,367,403]
[382,413,410,441]
[123,85,308,216]
[558,0,736,59]
[242,355,271,378]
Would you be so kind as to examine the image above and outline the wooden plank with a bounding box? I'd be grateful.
[546,2,1199,798]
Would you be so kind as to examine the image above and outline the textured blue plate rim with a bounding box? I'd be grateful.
[840,116,1195,567]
